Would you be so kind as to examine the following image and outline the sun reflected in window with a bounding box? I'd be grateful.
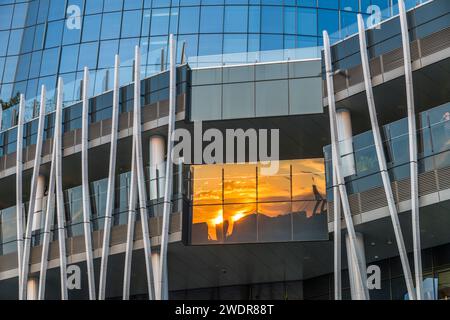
[190,159,328,244]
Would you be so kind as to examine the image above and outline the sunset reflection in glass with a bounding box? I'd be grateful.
[190,159,328,245]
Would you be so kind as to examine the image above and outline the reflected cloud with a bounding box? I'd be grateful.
[190,159,327,244]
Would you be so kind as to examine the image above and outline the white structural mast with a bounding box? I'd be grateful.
[323,30,369,300]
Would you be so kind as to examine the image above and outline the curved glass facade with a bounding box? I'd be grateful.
[0,0,429,121]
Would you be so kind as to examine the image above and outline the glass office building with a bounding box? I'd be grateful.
[0,0,429,123]
[0,0,444,301]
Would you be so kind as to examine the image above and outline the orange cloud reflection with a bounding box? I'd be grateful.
[191,159,326,242]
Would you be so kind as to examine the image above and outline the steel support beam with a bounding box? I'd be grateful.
[123,137,137,300]
[55,77,68,300]
[398,0,423,300]
[133,46,155,301]
[21,86,47,300]
[81,67,96,300]
[346,233,367,300]
[98,55,120,300]
[123,46,155,300]
[333,170,342,300]
[16,95,25,300]
[38,127,57,300]
[158,34,177,301]
[357,13,417,300]
[323,30,369,300]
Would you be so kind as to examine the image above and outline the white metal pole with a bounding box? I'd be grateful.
[0,103,3,131]
[81,67,96,300]
[333,170,342,300]
[55,77,68,300]
[98,55,120,300]
[346,233,367,299]
[133,46,155,300]
[21,85,47,300]
[16,94,25,300]
[123,46,155,300]
[123,134,137,300]
[38,133,57,300]
[357,13,416,300]
[398,0,423,300]
[323,30,369,300]
[158,34,177,301]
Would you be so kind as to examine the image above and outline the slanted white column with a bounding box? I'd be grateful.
[399,0,423,300]
[55,77,68,300]
[346,233,368,300]
[336,109,356,178]
[123,46,155,300]
[25,177,45,301]
[357,13,416,300]
[38,139,57,300]
[27,277,38,300]
[21,86,47,300]
[333,170,342,300]
[26,174,46,300]
[80,67,96,300]
[98,55,120,300]
[159,34,177,301]
[323,30,369,300]
[16,95,25,300]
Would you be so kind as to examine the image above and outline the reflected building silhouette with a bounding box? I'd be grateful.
[189,159,329,245]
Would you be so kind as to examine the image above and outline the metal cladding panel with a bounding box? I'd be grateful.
[158,101,170,118]
[360,187,388,213]
[26,145,36,163]
[382,48,404,72]
[142,104,158,123]
[0,253,18,272]
[101,119,112,136]
[419,171,439,195]
[348,65,364,87]
[438,166,450,190]
[119,112,131,131]
[75,129,82,145]
[5,152,16,169]
[42,140,53,156]
[62,131,75,149]
[88,122,101,141]
[110,225,128,247]
[369,57,382,77]
[421,27,450,56]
